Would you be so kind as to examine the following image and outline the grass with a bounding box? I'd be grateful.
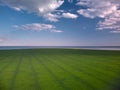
[0,49,120,90]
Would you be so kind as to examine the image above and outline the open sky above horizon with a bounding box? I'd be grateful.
[0,0,120,46]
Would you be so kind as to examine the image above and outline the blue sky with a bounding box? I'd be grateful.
[0,0,120,46]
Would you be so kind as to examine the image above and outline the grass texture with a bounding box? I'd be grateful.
[0,49,120,90]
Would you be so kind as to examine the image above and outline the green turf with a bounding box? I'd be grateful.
[0,49,120,90]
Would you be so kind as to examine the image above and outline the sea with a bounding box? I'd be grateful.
[0,46,120,50]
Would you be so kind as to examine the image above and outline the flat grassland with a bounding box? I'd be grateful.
[0,49,120,90]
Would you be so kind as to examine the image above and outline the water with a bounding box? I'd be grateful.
[0,46,120,50]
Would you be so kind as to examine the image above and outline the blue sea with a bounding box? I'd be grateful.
[0,46,120,50]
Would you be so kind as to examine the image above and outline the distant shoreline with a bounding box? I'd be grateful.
[0,46,120,50]
[72,48,120,50]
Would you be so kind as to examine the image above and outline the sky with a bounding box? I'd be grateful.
[0,0,120,46]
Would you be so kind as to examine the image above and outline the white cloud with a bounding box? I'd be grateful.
[43,13,60,22]
[13,23,62,33]
[110,31,120,33]
[62,12,78,19]
[1,0,120,33]
[77,0,120,33]
[97,11,120,31]
[51,30,63,33]
[0,0,84,21]
[77,0,118,18]
[0,0,64,21]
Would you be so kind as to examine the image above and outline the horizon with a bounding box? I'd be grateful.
[0,45,120,47]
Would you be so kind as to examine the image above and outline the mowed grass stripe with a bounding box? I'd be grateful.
[0,56,20,90]
[0,49,120,90]
[0,56,14,73]
[49,55,117,87]
[68,56,120,78]
[29,55,65,90]
[54,55,120,75]
[68,55,120,70]
[50,55,120,89]
[28,55,41,90]
[76,55,120,71]
[59,54,120,65]
[55,55,120,78]
[36,55,88,90]
[45,56,110,90]
[52,55,119,84]
[34,55,71,90]
[0,56,10,63]
[0,55,16,66]
[9,56,22,90]
[61,54,120,70]
[0,51,12,62]
[39,55,97,90]
[14,55,40,90]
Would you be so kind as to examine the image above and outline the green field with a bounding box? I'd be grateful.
[0,49,120,90]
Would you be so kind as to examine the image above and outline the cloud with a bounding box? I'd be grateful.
[51,30,63,33]
[0,0,64,13]
[0,0,80,22]
[13,23,63,33]
[97,11,120,31]
[43,13,60,22]
[62,12,78,19]
[77,0,120,33]
[77,0,118,18]
[1,0,119,33]
[0,0,64,22]
[110,31,120,33]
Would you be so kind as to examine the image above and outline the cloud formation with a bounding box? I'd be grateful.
[110,31,120,33]
[0,0,79,22]
[0,0,64,21]
[77,0,117,18]
[62,12,78,19]
[97,11,120,31]
[1,0,120,33]
[77,0,120,33]
[43,13,60,22]
[13,23,62,33]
